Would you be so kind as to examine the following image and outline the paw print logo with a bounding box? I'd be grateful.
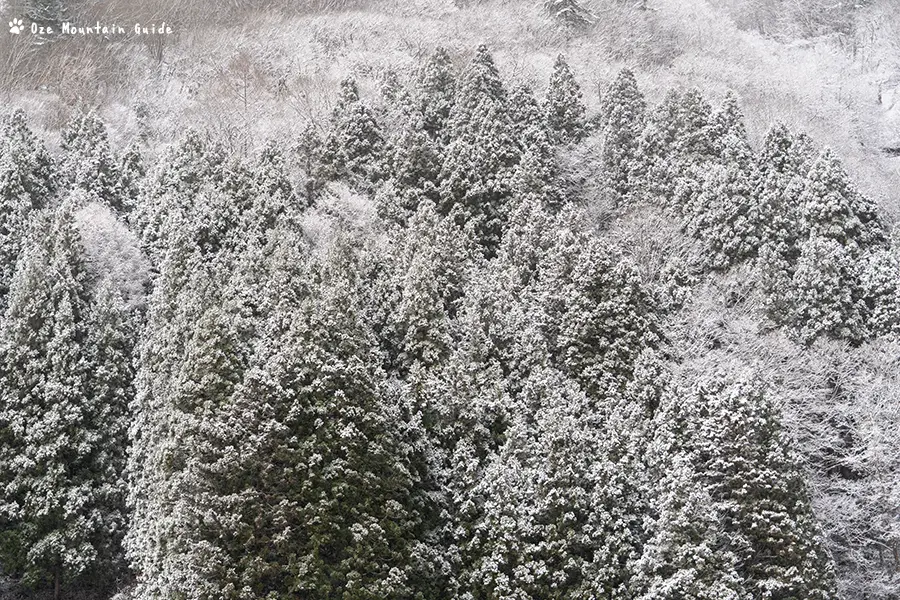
[9,18,24,34]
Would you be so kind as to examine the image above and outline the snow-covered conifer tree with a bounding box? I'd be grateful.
[800,147,884,254]
[372,202,467,374]
[508,83,562,210]
[694,375,838,600]
[634,456,748,600]
[753,122,808,262]
[0,200,127,598]
[215,246,430,599]
[0,110,55,304]
[379,111,443,224]
[132,130,225,264]
[415,47,457,142]
[860,247,900,336]
[115,142,145,218]
[632,88,717,207]
[684,131,759,269]
[471,365,644,599]
[710,91,748,153]
[243,140,299,247]
[439,45,519,255]
[537,229,659,398]
[785,236,868,344]
[598,68,647,205]
[544,54,586,143]
[320,77,386,185]
[61,112,122,210]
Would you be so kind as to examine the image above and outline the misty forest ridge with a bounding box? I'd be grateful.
[0,0,899,599]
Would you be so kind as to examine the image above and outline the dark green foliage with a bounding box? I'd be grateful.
[439,45,519,255]
[446,45,506,121]
[762,236,868,344]
[755,135,885,343]
[320,78,386,186]
[0,110,55,305]
[537,230,660,398]
[634,456,748,600]
[471,366,643,600]
[544,54,586,144]
[133,130,226,263]
[683,131,759,269]
[508,83,545,139]
[244,140,299,245]
[672,89,720,161]
[800,147,884,253]
[860,248,900,336]
[753,122,808,261]
[223,284,428,599]
[415,47,457,142]
[379,113,443,224]
[633,89,718,206]
[0,201,129,596]
[0,109,55,202]
[370,201,470,374]
[61,112,122,210]
[295,124,326,208]
[648,375,837,600]
[693,376,838,600]
[148,246,437,600]
[598,68,647,205]
[508,84,562,210]
[711,91,748,151]
[116,142,145,218]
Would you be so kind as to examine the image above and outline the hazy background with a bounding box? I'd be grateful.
[0,0,898,221]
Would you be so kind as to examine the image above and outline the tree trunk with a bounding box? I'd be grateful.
[54,569,60,600]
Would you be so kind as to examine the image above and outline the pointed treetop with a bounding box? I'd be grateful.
[714,91,748,143]
[758,121,799,173]
[2,109,36,147]
[336,76,359,107]
[320,78,386,185]
[508,83,544,135]
[474,43,494,67]
[417,46,456,100]
[62,110,108,146]
[451,44,506,119]
[601,68,645,117]
[416,46,457,139]
[801,146,885,251]
[545,54,586,143]
[544,0,596,27]
[0,108,56,203]
[424,46,453,72]
[649,88,711,151]
[154,127,225,195]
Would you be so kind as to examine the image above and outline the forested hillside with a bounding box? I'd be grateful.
[1,1,900,599]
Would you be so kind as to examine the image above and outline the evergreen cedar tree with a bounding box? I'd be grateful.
[0,110,55,306]
[0,201,130,596]
[61,112,123,212]
[598,68,646,206]
[3,45,899,599]
[320,78,386,186]
[545,54,587,144]
[543,0,596,28]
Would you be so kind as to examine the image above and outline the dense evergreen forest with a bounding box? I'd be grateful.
[1,42,899,600]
